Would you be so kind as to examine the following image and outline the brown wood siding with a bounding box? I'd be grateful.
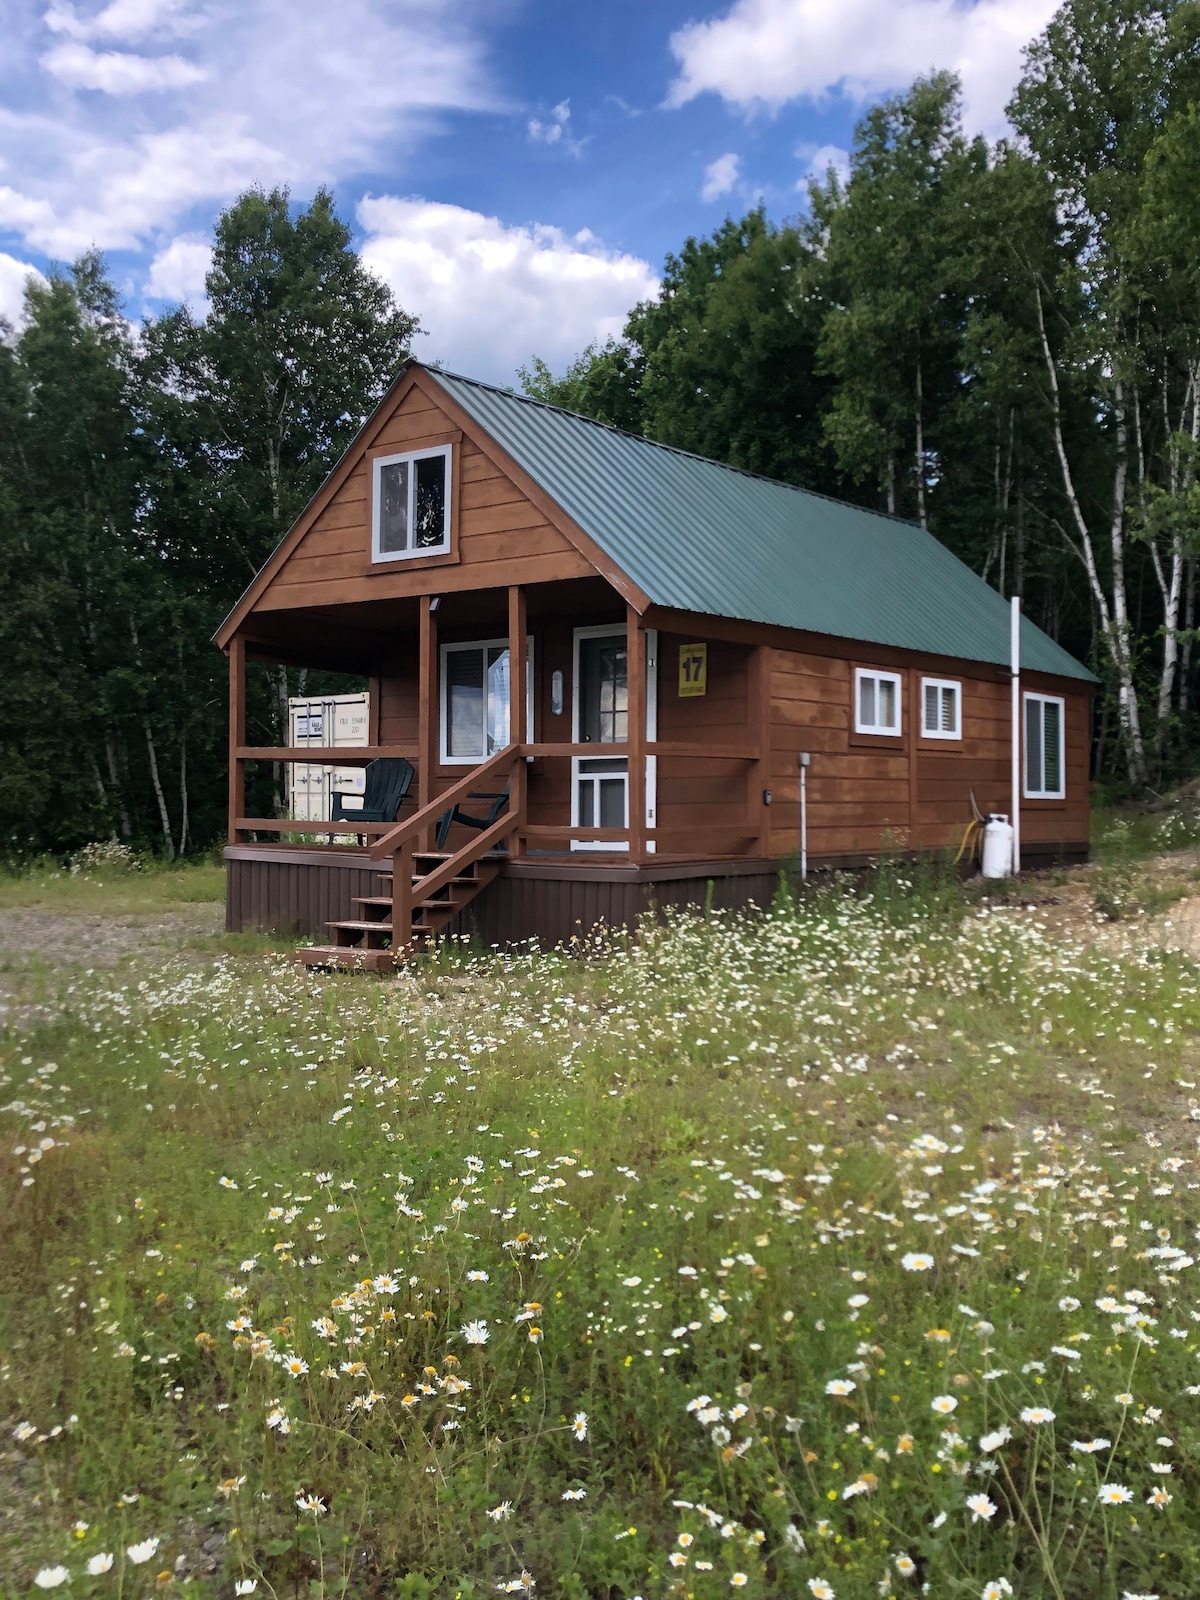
[255,387,597,613]
[653,632,753,844]
[766,646,1090,859]
[227,365,1090,869]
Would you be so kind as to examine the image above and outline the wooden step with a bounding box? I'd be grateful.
[296,945,398,972]
[353,877,483,909]
[296,846,501,970]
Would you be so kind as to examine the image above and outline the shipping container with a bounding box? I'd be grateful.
[287,693,370,822]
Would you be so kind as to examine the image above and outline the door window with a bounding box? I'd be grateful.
[579,635,627,743]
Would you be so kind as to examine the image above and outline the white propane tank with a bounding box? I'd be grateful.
[981,813,1015,879]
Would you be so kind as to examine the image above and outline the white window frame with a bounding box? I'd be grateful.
[920,676,962,740]
[371,444,452,563]
[439,635,534,766]
[854,667,903,735]
[1023,691,1066,799]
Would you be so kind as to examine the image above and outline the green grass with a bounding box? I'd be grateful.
[0,856,225,914]
[3,867,1200,1598]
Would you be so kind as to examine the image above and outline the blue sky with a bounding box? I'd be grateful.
[0,0,1059,382]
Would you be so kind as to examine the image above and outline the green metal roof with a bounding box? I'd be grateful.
[430,367,1095,683]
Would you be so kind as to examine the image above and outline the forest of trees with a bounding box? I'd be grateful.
[1,0,1197,857]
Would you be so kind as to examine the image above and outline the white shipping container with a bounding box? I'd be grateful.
[287,692,371,823]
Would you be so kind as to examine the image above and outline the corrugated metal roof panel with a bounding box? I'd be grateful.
[432,367,1095,682]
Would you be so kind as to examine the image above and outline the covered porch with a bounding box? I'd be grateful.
[225,576,780,958]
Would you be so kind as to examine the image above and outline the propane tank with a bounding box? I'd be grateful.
[981,813,1015,879]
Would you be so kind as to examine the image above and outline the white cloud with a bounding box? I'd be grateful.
[527,99,586,157]
[796,141,850,188]
[701,151,740,202]
[45,0,192,41]
[0,0,499,258]
[528,99,570,144]
[0,251,45,329]
[666,0,1061,137]
[41,41,206,94]
[144,233,210,303]
[357,196,658,384]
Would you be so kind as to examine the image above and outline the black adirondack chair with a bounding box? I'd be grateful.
[435,785,510,851]
[331,758,414,837]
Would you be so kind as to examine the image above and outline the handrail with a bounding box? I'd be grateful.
[237,745,417,763]
[407,810,517,904]
[236,817,395,836]
[369,746,519,860]
[520,742,755,760]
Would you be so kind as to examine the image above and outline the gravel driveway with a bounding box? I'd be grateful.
[0,901,226,1028]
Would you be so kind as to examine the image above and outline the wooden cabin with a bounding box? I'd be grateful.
[216,361,1095,964]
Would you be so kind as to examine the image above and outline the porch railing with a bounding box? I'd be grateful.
[230,741,765,860]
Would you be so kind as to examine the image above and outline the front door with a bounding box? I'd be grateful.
[572,629,628,850]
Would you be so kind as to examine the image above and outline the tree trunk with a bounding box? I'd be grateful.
[1181,557,1195,714]
[1106,380,1147,786]
[177,732,189,858]
[914,358,927,530]
[90,757,119,843]
[144,720,174,859]
[104,732,132,839]
[1034,284,1147,787]
[273,664,291,817]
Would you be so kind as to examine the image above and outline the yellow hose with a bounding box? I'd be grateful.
[954,818,984,868]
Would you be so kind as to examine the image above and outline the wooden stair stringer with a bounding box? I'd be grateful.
[295,849,504,970]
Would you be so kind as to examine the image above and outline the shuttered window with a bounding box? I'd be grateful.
[1024,693,1065,798]
[921,677,961,739]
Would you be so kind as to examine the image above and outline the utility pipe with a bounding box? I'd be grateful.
[1011,595,1021,876]
[799,751,810,883]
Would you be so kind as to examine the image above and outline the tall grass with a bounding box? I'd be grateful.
[3,879,1200,1598]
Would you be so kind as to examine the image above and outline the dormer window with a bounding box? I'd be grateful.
[371,445,451,561]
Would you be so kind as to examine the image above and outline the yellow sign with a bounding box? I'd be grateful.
[679,642,708,697]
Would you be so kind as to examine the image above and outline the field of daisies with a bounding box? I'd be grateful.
[3,866,1200,1600]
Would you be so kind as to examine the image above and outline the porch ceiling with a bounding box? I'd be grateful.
[240,575,625,672]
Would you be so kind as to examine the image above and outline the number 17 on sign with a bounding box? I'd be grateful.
[679,643,707,697]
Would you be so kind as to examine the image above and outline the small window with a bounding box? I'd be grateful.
[855,668,902,735]
[440,637,533,765]
[1024,692,1065,798]
[371,445,451,561]
[921,676,961,739]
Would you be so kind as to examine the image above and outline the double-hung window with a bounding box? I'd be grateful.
[855,668,902,734]
[440,638,533,764]
[921,676,961,739]
[1024,692,1065,798]
[371,445,451,561]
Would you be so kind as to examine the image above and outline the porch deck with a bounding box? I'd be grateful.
[225,840,782,954]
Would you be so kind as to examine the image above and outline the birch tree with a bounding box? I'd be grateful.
[1009,0,1200,785]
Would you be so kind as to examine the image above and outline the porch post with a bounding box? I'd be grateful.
[227,634,245,844]
[392,838,414,959]
[508,585,527,857]
[417,595,437,849]
[627,604,646,864]
[751,644,772,859]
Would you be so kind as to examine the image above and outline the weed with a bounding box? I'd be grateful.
[3,882,1200,1597]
